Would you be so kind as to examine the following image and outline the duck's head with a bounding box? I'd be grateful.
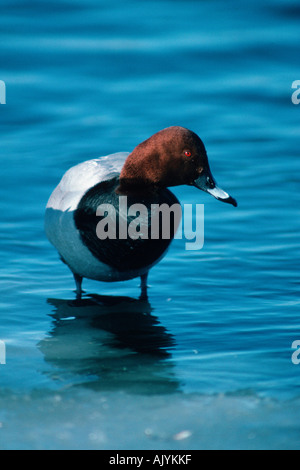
[119,126,237,207]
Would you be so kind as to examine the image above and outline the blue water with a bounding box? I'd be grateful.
[1,0,300,450]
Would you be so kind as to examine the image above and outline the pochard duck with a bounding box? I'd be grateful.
[45,126,237,299]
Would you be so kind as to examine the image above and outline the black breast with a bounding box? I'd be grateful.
[74,177,180,273]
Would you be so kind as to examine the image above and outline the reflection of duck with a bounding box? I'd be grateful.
[39,296,180,394]
[45,126,237,299]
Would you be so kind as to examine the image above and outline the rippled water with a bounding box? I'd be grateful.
[1,0,300,450]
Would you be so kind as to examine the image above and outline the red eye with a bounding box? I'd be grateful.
[184,151,192,157]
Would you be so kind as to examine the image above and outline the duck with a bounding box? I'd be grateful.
[45,126,237,300]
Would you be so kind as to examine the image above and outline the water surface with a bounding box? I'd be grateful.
[0,0,300,450]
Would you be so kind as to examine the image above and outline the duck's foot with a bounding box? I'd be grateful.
[140,272,149,301]
[73,273,83,300]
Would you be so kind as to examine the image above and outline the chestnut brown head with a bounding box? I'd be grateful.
[119,126,237,206]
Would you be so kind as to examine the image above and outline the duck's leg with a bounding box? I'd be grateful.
[73,273,83,300]
[140,272,149,301]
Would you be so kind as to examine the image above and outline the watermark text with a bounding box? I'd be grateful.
[96,198,204,251]
[291,340,300,365]
[0,340,6,365]
[0,81,6,105]
[292,80,300,105]
[108,454,192,467]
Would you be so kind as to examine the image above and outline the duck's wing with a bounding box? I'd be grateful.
[47,152,129,212]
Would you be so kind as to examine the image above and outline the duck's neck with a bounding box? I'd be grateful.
[118,145,162,194]
[116,178,160,196]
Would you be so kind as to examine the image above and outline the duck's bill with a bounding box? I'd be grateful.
[205,185,238,207]
[194,170,238,207]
